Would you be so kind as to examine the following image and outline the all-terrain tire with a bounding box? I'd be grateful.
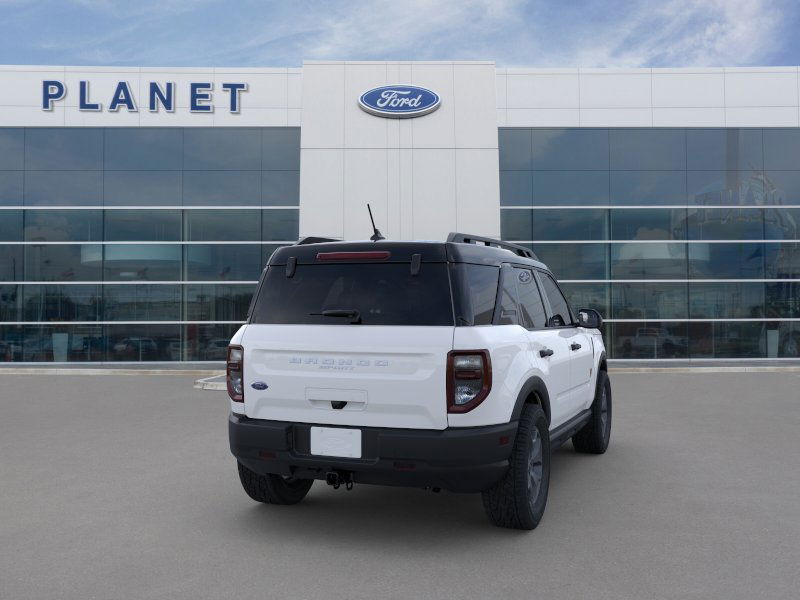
[572,369,612,454]
[482,404,550,530]
[237,462,314,505]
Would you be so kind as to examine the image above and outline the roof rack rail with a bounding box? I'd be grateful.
[296,236,339,245]
[446,232,538,260]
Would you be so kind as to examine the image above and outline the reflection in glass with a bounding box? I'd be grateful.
[611,171,686,205]
[104,128,182,171]
[612,282,687,320]
[689,243,764,279]
[104,171,182,206]
[262,128,301,170]
[104,210,181,241]
[185,209,260,241]
[0,129,24,170]
[262,209,299,241]
[560,283,609,318]
[687,170,772,205]
[25,128,103,170]
[611,243,687,279]
[24,244,102,281]
[533,129,609,170]
[183,171,260,206]
[0,285,20,321]
[23,285,101,321]
[501,210,532,240]
[0,171,23,206]
[185,284,255,321]
[499,129,532,171]
[185,323,241,361]
[687,207,764,240]
[689,322,765,358]
[0,210,23,241]
[22,324,104,362]
[533,171,609,206]
[185,244,264,281]
[766,282,800,318]
[765,242,800,278]
[500,172,532,206]
[24,210,102,242]
[105,324,181,361]
[183,128,261,170]
[610,129,685,170]
[689,282,764,319]
[531,209,608,241]
[530,243,608,280]
[104,285,181,320]
[612,321,688,359]
[611,208,687,240]
[686,129,763,171]
[103,245,181,281]
[24,171,103,206]
[262,171,300,206]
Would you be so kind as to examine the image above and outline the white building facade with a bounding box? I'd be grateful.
[1,62,798,361]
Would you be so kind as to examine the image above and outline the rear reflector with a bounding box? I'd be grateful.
[316,251,391,261]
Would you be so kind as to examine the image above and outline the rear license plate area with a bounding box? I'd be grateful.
[310,426,362,458]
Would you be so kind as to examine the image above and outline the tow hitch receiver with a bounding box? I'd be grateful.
[325,470,354,490]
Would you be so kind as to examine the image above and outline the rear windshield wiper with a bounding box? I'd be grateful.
[309,309,362,324]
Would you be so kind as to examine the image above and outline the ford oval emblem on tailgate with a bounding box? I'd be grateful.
[251,381,268,390]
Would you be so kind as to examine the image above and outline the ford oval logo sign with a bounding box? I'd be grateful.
[358,85,440,118]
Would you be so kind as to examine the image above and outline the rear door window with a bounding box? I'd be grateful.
[514,267,547,329]
[451,264,499,326]
[539,272,573,327]
[250,263,454,326]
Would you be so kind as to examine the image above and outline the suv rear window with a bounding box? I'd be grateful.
[250,263,454,326]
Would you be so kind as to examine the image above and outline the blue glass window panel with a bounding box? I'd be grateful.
[104,210,181,241]
[610,129,685,170]
[533,171,609,206]
[611,243,688,279]
[104,128,182,170]
[500,172,532,206]
[529,243,609,280]
[0,246,23,281]
[559,282,609,318]
[0,285,20,321]
[532,129,609,170]
[185,323,242,361]
[764,171,800,204]
[765,242,800,279]
[688,322,765,358]
[103,285,181,320]
[686,129,763,171]
[25,128,103,170]
[183,128,260,170]
[689,282,765,319]
[185,284,256,321]
[262,209,299,241]
[530,209,608,241]
[689,243,765,279]
[687,208,765,240]
[0,171,23,206]
[611,282,688,320]
[22,324,104,362]
[0,210,22,241]
[611,208,687,240]
[24,171,103,206]
[184,209,261,241]
[499,129,532,170]
[104,171,182,206]
[766,282,800,317]
[262,128,300,170]
[0,129,24,170]
[24,210,102,242]
[24,244,102,281]
[262,171,300,206]
[183,171,260,206]
[764,129,800,170]
[774,322,800,358]
[103,245,181,281]
[611,171,686,205]
[687,170,770,205]
[22,285,101,321]
[184,244,264,281]
[105,324,182,361]
[612,321,688,359]
[500,209,532,241]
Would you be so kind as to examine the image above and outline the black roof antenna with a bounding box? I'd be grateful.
[367,204,385,241]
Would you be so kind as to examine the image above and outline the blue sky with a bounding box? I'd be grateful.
[1,0,799,68]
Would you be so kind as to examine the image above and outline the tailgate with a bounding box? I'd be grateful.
[242,324,454,430]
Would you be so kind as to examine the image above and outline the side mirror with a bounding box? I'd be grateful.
[577,308,603,329]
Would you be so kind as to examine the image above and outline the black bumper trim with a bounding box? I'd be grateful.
[229,414,518,493]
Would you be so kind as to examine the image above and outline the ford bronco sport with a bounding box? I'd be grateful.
[227,233,611,530]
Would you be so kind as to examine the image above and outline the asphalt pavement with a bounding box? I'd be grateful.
[1,371,798,600]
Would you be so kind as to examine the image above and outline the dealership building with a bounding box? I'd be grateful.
[0,61,799,362]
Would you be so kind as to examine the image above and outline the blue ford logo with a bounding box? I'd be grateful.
[251,381,268,390]
[358,85,440,118]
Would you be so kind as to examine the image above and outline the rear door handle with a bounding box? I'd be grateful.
[539,348,554,357]
[570,343,582,351]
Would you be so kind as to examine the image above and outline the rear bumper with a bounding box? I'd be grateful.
[229,413,517,493]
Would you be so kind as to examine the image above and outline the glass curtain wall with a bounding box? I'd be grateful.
[500,127,800,359]
[0,127,299,362]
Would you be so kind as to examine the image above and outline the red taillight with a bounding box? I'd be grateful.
[227,345,244,402]
[316,251,391,261]
[446,350,492,413]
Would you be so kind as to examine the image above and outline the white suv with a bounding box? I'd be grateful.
[227,233,611,530]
